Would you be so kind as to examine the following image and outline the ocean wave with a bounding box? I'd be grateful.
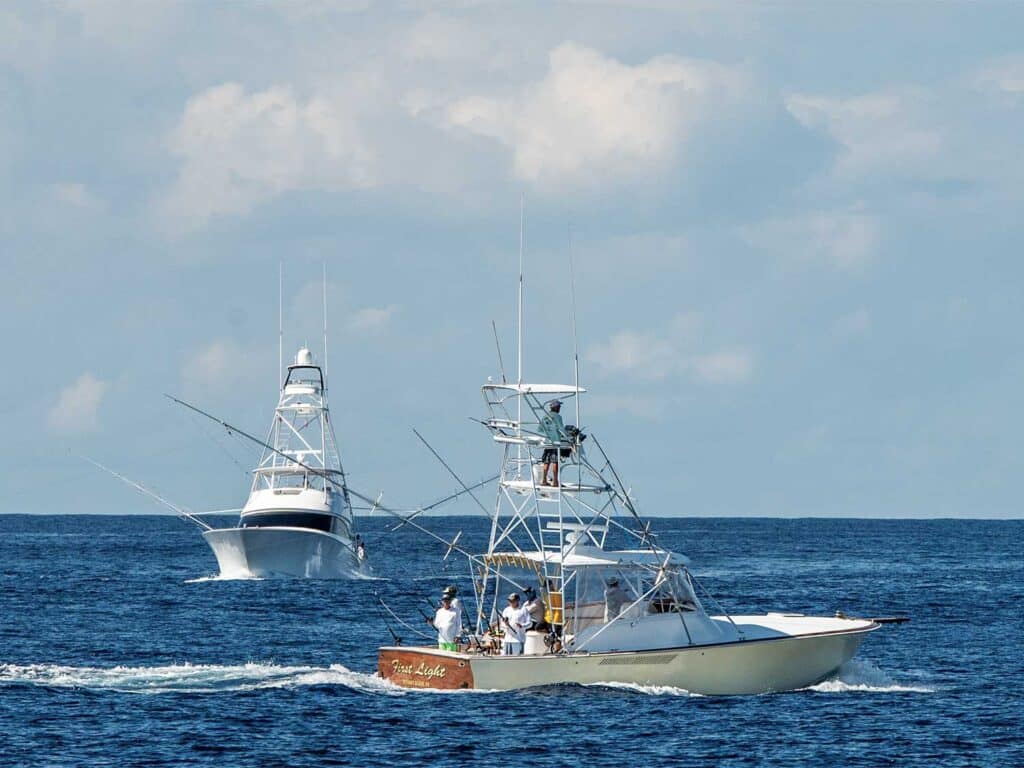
[808,660,935,694]
[0,662,403,696]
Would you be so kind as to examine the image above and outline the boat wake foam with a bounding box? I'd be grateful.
[183,574,265,583]
[0,662,403,696]
[584,681,698,697]
[808,659,935,694]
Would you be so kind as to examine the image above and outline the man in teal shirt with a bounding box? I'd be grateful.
[539,400,565,486]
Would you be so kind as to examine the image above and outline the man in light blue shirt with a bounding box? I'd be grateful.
[539,400,565,486]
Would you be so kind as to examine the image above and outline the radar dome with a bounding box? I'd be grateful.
[295,347,315,366]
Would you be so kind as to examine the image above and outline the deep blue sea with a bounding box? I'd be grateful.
[1,515,1021,767]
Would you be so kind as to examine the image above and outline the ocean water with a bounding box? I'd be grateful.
[1,514,1021,767]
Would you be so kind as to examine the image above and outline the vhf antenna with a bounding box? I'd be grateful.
[568,224,581,431]
[322,260,328,382]
[278,261,284,391]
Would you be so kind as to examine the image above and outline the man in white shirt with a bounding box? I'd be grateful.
[443,585,467,633]
[604,577,634,623]
[500,593,530,655]
[428,593,460,651]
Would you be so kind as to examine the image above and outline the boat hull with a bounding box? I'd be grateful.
[378,620,877,695]
[203,526,363,579]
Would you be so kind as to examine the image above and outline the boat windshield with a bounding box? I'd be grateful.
[568,565,701,634]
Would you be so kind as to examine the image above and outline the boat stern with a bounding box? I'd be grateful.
[377,647,475,690]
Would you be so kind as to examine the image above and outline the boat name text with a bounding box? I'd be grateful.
[391,659,448,680]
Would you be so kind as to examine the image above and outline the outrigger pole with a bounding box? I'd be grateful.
[82,456,213,531]
[412,428,492,517]
[491,320,507,384]
[389,474,498,531]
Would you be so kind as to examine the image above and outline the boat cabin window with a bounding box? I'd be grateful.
[273,474,306,490]
[568,565,700,633]
[268,473,327,492]
[241,512,335,533]
[569,566,644,633]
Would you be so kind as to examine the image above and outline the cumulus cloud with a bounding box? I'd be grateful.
[744,209,881,270]
[161,83,374,228]
[438,42,745,186]
[784,73,1024,197]
[786,90,942,180]
[181,339,267,395]
[48,373,107,434]
[586,313,752,384]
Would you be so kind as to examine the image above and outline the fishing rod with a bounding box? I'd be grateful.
[81,456,213,531]
[375,592,434,643]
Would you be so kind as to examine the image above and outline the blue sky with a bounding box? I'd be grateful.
[3,1,1022,517]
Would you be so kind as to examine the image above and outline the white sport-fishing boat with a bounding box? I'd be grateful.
[378,380,878,693]
[198,346,367,579]
[90,267,370,579]
[377,240,880,694]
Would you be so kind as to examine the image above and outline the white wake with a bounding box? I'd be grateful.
[583,681,698,697]
[0,662,402,696]
[807,659,935,694]
[183,574,264,583]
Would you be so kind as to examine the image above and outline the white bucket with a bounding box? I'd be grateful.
[532,463,545,487]
[523,630,547,656]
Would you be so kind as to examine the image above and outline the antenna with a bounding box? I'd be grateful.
[568,224,581,431]
[278,261,284,391]
[517,193,524,386]
[322,261,328,378]
[492,320,508,384]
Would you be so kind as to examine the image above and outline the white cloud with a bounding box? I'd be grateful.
[786,89,942,179]
[785,63,1024,204]
[438,42,745,186]
[399,13,489,63]
[586,329,678,380]
[586,313,752,385]
[181,339,267,396]
[744,209,881,270]
[48,373,108,434]
[972,54,1024,96]
[161,83,375,228]
[693,350,753,384]
[349,304,398,332]
[50,181,104,211]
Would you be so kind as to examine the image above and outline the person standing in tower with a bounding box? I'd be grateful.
[539,400,566,486]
